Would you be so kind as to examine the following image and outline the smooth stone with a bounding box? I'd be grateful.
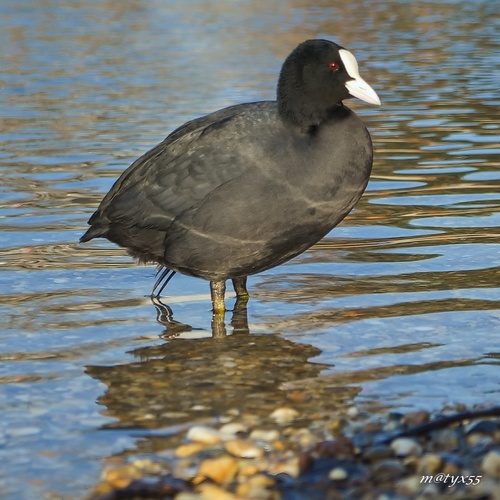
[442,460,460,475]
[391,437,422,457]
[482,451,500,478]
[417,483,440,498]
[219,422,248,439]
[191,404,208,411]
[313,437,355,460]
[417,453,443,475]
[176,494,205,500]
[104,465,142,489]
[362,446,394,463]
[238,464,260,478]
[364,421,383,433]
[175,443,207,458]
[290,427,316,447]
[328,467,348,480]
[401,411,430,427]
[131,458,165,474]
[225,439,264,459]
[269,407,299,425]
[432,428,459,450]
[198,455,239,484]
[268,458,300,478]
[249,429,280,442]
[197,482,237,499]
[328,418,348,435]
[186,425,222,445]
[346,406,359,418]
[236,474,276,498]
[466,434,494,447]
[396,476,421,496]
[371,460,406,482]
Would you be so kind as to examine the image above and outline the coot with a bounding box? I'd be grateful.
[81,39,380,313]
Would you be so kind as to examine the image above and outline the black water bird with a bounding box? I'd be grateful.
[80,39,380,313]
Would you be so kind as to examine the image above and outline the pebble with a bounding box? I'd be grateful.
[268,457,300,478]
[416,482,440,498]
[442,460,460,475]
[346,406,359,418]
[236,474,276,498]
[176,442,207,457]
[364,421,383,433]
[131,458,166,474]
[219,422,248,439]
[226,408,240,417]
[249,428,280,442]
[87,404,500,500]
[186,425,222,445]
[417,453,443,475]
[328,417,347,435]
[328,467,348,480]
[224,439,264,459]
[482,451,500,478]
[383,420,400,432]
[238,464,260,478]
[362,445,393,463]
[103,465,142,489]
[197,482,237,499]
[269,407,299,425]
[401,411,430,427]
[175,494,201,500]
[286,391,311,403]
[289,427,316,447]
[396,475,421,496]
[432,428,459,450]
[198,456,239,484]
[273,440,286,451]
[371,459,406,482]
[314,437,355,459]
[466,434,494,447]
[391,437,422,457]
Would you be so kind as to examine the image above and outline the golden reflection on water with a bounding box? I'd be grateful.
[0,0,499,498]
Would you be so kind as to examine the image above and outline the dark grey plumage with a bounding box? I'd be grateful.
[81,39,380,312]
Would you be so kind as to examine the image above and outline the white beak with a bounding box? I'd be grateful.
[339,49,381,106]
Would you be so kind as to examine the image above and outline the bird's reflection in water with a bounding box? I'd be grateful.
[151,296,250,339]
[85,299,361,454]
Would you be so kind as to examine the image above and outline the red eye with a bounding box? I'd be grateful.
[329,62,339,72]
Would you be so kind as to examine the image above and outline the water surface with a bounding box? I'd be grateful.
[1,0,499,498]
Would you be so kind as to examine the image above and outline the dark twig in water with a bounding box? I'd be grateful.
[375,406,500,445]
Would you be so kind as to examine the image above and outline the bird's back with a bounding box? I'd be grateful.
[81,101,372,281]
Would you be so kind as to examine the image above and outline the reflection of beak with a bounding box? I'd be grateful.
[339,48,381,106]
[345,77,381,106]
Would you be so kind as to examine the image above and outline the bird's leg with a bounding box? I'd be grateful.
[232,277,249,302]
[210,280,226,314]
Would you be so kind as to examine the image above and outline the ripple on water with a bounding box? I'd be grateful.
[0,1,499,499]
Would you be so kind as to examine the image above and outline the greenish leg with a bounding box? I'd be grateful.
[232,276,249,301]
[210,280,226,314]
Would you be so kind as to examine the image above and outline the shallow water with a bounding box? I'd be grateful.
[1,0,499,498]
